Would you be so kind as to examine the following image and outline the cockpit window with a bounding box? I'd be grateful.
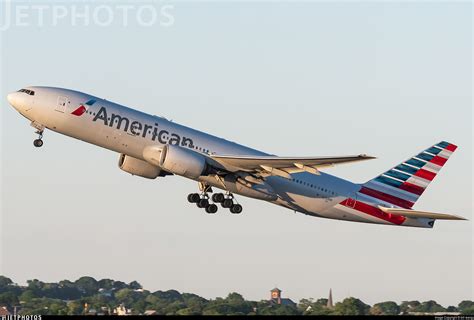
[18,88,35,96]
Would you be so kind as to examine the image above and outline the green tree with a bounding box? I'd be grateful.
[97,279,115,290]
[334,297,370,315]
[115,289,135,305]
[176,307,200,315]
[27,279,45,294]
[299,298,332,316]
[182,293,207,314]
[0,292,19,306]
[413,300,445,313]
[86,293,114,310]
[298,298,314,312]
[128,281,142,290]
[400,300,421,314]
[67,301,83,315]
[0,276,13,288]
[131,299,147,314]
[162,301,187,315]
[201,294,255,316]
[305,304,332,316]
[258,304,300,315]
[370,301,400,315]
[48,301,68,315]
[113,281,127,290]
[458,301,474,312]
[153,290,182,301]
[461,306,474,315]
[19,298,67,315]
[57,280,82,300]
[74,277,99,296]
[19,290,36,302]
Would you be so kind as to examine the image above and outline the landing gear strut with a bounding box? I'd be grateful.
[33,130,44,148]
[187,188,243,215]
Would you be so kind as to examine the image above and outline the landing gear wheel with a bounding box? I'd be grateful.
[222,199,234,208]
[206,204,218,214]
[188,193,200,203]
[230,204,243,214]
[197,199,209,208]
[33,139,43,148]
[212,193,225,203]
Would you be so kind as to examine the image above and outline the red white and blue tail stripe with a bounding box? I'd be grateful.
[362,141,457,208]
[337,141,458,227]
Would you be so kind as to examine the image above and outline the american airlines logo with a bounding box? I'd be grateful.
[89,106,195,148]
[71,99,96,116]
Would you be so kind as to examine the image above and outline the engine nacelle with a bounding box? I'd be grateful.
[118,154,162,179]
[159,144,207,179]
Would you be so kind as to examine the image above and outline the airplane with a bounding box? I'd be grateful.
[7,86,467,228]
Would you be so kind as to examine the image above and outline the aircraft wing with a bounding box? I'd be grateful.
[210,154,376,179]
[378,206,467,221]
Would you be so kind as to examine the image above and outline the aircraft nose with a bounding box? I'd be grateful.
[7,91,27,113]
[7,92,16,106]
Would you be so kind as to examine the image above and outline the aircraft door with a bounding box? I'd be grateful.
[55,96,69,113]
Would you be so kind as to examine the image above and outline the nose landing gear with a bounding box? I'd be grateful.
[33,130,44,148]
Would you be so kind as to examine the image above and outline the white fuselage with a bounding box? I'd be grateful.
[8,86,426,227]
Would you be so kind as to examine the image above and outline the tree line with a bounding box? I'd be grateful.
[0,276,472,315]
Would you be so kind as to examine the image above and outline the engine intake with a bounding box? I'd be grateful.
[118,154,163,179]
[159,144,207,179]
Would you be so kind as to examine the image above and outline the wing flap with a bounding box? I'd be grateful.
[211,154,375,176]
[378,206,467,221]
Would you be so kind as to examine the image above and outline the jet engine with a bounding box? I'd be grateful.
[159,144,208,179]
[118,154,163,179]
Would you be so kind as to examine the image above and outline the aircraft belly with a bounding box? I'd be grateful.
[265,176,337,214]
[321,204,390,224]
[198,176,277,202]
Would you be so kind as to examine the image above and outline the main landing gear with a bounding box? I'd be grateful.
[187,190,243,215]
[33,130,44,148]
[187,193,218,214]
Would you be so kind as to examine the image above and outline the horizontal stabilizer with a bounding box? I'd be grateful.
[378,206,467,221]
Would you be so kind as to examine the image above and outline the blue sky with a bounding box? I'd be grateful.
[1,1,472,306]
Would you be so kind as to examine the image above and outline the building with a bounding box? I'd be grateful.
[143,310,158,316]
[114,304,132,316]
[0,306,11,317]
[269,288,296,308]
[327,289,334,309]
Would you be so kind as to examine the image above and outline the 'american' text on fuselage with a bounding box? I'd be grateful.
[93,106,195,148]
